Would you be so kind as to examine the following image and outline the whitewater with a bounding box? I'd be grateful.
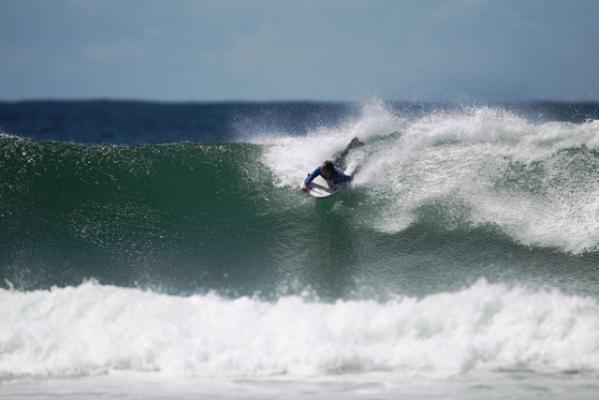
[1,100,599,399]
[257,101,599,253]
[2,280,599,399]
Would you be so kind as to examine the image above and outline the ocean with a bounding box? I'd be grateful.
[1,99,599,399]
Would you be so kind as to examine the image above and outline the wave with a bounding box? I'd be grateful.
[1,280,598,382]
[256,101,599,253]
[1,102,599,295]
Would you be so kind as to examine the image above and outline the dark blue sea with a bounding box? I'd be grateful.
[1,99,599,399]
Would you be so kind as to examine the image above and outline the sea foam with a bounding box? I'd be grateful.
[2,280,599,381]
[256,101,599,253]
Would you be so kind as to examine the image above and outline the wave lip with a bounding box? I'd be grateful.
[257,102,599,254]
[1,279,599,381]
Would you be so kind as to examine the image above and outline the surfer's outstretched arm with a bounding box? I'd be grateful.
[302,166,322,191]
[304,166,322,185]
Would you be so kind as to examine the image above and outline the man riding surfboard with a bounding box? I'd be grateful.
[301,137,363,192]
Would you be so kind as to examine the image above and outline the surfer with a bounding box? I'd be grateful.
[301,160,352,192]
[301,137,364,192]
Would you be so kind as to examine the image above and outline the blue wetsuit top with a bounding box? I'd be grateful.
[304,166,352,186]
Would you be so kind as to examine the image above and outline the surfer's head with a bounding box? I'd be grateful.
[321,160,335,178]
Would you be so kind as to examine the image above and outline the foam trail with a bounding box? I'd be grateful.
[2,280,599,382]
[254,99,405,187]
[257,102,599,253]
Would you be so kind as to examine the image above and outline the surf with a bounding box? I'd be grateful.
[1,101,599,299]
[2,100,599,400]
[255,102,599,254]
[2,279,599,382]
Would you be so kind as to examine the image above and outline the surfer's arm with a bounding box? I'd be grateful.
[303,166,322,185]
[301,166,321,192]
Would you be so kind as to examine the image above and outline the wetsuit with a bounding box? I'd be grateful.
[304,166,352,186]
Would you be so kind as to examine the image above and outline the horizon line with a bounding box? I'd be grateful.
[1,97,599,105]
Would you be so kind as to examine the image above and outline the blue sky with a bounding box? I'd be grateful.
[1,0,598,101]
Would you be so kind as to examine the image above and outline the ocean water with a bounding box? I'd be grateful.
[1,100,599,399]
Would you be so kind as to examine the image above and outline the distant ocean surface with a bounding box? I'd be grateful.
[1,100,599,399]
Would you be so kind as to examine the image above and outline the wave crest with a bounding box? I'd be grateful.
[258,102,599,253]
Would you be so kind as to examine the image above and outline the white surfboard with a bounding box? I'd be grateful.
[306,175,347,199]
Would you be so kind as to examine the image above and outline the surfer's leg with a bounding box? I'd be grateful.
[348,137,363,149]
[334,137,364,168]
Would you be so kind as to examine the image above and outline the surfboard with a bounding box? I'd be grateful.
[307,175,347,199]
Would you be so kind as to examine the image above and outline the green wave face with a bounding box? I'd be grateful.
[2,131,599,299]
[0,138,282,293]
[1,137,374,297]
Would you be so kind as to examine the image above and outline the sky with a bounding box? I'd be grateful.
[1,0,598,102]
